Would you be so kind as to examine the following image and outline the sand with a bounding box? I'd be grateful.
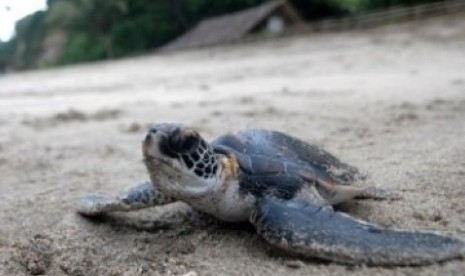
[0,13,464,276]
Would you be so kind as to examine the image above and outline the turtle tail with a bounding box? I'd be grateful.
[251,198,465,266]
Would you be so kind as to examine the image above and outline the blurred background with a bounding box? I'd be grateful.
[0,1,465,275]
[0,0,459,71]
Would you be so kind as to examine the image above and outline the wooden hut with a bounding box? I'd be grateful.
[163,0,303,50]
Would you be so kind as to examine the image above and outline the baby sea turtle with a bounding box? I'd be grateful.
[78,123,465,265]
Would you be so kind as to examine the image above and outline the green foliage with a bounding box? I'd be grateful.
[12,11,47,69]
[0,39,17,71]
[332,0,441,11]
[181,0,267,20]
[111,20,147,57]
[45,1,80,28]
[46,0,129,59]
[72,0,128,34]
[290,0,348,19]
[0,0,446,70]
[59,32,106,64]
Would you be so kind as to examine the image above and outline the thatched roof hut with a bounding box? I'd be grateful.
[163,0,302,50]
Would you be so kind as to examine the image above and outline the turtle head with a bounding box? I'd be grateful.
[142,123,219,196]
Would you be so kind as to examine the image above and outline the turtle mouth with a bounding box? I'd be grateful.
[142,151,188,177]
[143,155,159,164]
[143,154,172,167]
[143,152,213,195]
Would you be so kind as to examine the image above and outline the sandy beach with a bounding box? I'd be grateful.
[0,13,464,275]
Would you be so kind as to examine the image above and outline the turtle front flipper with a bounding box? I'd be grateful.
[251,198,465,265]
[77,182,174,216]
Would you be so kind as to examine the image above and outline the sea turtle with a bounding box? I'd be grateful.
[77,123,465,265]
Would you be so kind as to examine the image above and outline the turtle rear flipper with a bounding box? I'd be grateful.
[251,198,465,265]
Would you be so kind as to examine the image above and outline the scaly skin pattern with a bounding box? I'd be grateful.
[77,123,465,265]
[77,182,174,216]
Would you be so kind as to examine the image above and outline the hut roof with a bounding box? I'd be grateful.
[163,0,302,50]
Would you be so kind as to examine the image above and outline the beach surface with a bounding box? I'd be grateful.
[0,13,464,275]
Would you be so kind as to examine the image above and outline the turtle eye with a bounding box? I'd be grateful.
[169,128,200,154]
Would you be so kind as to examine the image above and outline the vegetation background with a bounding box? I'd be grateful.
[0,0,443,71]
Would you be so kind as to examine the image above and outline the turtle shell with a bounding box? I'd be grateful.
[211,130,365,196]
